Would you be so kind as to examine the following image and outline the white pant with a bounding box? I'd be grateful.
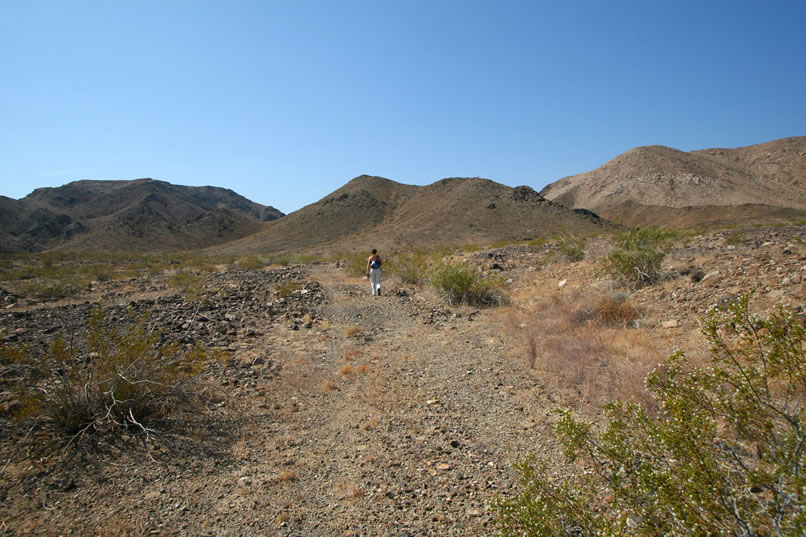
[369,268,382,295]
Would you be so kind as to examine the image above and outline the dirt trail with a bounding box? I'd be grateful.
[226,264,551,536]
[4,227,806,536]
[0,263,553,537]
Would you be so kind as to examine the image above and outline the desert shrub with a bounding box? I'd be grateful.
[275,281,303,298]
[1,304,214,448]
[602,227,678,286]
[167,270,205,298]
[430,244,455,258]
[541,249,557,264]
[726,232,745,245]
[18,278,81,300]
[388,247,430,284]
[89,264,115,282]
[555,233,586,262]
[235,255,266,271]
[429,262,506,306]
[494,292,806,536]
[184,256,217,273]
[491,239,515,249]
[338,251,371,278]
[591,292,640,327]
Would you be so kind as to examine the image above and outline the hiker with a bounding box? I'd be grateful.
[365,248,382,296]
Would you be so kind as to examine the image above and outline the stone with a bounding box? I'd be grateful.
[662,320,679,328]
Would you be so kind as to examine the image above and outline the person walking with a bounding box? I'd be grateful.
[366,249,382,296]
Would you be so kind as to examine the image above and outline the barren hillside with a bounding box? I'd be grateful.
[0,179,284,253]
[540,136,806,228]
[216,175,618,255]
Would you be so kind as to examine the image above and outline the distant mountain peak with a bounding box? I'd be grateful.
[541,136,806,228]
[0,178,284,253]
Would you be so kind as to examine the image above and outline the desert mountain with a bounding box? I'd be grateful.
[540,137,806,228]
[0,178,284,253]
[214,175,617,255]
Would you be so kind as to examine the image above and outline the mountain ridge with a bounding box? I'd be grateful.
[0,178,284,253]
[540,136,806,227]
[212,175,615,255]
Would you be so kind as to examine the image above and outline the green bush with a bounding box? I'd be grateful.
[167,269,205,298]
[275,281,304,298]
[338,251,372,278]
[19,276,87,301]
[555,233,586,262]
[429,262,505,306]
[235,255,266,271]
[388,247,430,285]
[602,227,677,286]
[1,304,213,447]
[493,292,806,536]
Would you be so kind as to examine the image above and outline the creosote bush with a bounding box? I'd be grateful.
[275,281,304,298]
[429,262,506,306]
[339,251,373,278]
[235,255,267,271]
[494,292,806,536]
[602,227,678,286]
[555,233,586,262]
[1,304,214,449]
[388,247,431,285]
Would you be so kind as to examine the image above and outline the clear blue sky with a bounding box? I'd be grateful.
[1,0,804,213]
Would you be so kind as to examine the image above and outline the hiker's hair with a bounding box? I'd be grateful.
[372,249,377,254]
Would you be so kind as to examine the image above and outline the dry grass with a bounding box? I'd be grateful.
[333,480,363,502]
[342,348,361,361]
[520,291,663,411]
[591,293,640,327]
[277,469,296,482]
[339,365,356,378]
[321,379,338,392]
[345,326,361,338]
[361,416,380,430]
[363,370,407,412]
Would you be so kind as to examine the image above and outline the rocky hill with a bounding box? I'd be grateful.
[0,178,284,253]
[540,136,806,228]
[215,175,618,254]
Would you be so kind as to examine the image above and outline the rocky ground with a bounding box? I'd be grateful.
[1,226,805,536]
